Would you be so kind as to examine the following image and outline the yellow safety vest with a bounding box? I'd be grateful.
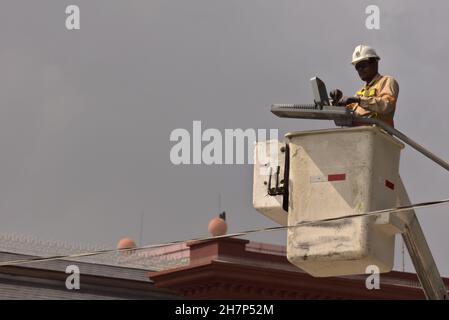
[356,85,377,98]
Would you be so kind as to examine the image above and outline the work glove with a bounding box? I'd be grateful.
[337,96,361,106]
[329,89,343,105]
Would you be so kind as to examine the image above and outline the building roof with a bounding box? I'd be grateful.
[2,233,448,299]
[0,233,185,300]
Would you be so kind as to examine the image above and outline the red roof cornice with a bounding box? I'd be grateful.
[149,238,430,299]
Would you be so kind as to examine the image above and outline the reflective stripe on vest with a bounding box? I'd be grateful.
[355,81,394,127]
[356,85,377,98]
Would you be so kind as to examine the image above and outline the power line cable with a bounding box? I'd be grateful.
[1,197,448,267]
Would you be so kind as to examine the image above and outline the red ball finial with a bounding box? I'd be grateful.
[208,212,228,236]
[117,238,137,255]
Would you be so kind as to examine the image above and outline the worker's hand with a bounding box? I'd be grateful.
[337,96,361,106]
[329,89,343,105]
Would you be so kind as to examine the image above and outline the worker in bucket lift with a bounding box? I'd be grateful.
[330,45,399,127]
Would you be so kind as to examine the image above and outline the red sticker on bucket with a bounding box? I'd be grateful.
[385,180,395,190]
[328,174,346,182]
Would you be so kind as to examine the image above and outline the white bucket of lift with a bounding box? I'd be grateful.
[286,126,404,277]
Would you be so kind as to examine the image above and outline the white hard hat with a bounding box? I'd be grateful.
[351,44,380,65]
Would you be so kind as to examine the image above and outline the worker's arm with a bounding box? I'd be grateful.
[337,96,360,106]
[358,77,399,114]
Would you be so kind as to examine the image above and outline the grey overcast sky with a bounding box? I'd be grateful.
[1,1,449,275]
